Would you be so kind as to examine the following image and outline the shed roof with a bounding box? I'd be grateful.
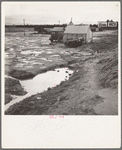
[64,25,90,34]
[51,27,64,32]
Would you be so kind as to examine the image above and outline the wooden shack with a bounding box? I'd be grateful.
[49,27,64,42]
[63,25,93,44]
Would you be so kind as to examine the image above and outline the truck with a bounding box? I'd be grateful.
[64,37,83,47]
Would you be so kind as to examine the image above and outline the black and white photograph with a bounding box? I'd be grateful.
[2,1,121,148]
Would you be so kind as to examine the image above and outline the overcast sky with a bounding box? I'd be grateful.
[3,2,120,25]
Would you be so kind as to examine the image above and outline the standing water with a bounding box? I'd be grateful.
[5,68,74,111]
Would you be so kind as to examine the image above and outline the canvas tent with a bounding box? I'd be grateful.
[68,19,74,26]
[65,18,74,30]
[63,25,93,44]
[68,21,74,26]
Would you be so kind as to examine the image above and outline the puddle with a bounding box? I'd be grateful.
[21,50,44,55]
[45,48,53,51]
[30,62,43,65]
[5,93,31,111]
[47,60,53,62]
[46,51,53,54]
[50,55,60,57]
[41,46,50,49]
[20,68,73,94]
[5,52,14,56]
[41,58,48,61]
[25,66,34,68]
[21,60,30,63]
[5,68,74,111]
[14,63,25,67]
[81,52,92,56]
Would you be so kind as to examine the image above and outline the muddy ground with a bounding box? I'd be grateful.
[5,30,118,115]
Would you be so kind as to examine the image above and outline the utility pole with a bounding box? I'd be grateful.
[23,19,25,36]
[59,20,60,26]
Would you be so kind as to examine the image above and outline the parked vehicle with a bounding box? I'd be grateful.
[64,37,83,47]
[49,27,64,42]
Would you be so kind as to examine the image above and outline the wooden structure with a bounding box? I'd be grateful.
[49,27,64,42]
[98,20,118,30]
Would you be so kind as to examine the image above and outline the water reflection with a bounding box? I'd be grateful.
[5,68,74,111]
[20,68,73,94]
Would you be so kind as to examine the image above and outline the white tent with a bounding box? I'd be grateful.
[63,25,93,43]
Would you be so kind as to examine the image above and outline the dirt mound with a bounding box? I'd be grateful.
[5,93,13,104]
[9,70,35,80]
[5,77,27,104]
[97,49,118,88]
[91,31,118,53]
[5,77,27,95]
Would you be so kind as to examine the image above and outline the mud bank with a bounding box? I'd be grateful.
[5,77,27,104]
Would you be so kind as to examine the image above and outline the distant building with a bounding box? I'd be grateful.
[107,21,117,27]
[98,21,107,28]
[44,28,53,34]
[63,25,93,44]
[98,20,118,30]
[49,27,65,42]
